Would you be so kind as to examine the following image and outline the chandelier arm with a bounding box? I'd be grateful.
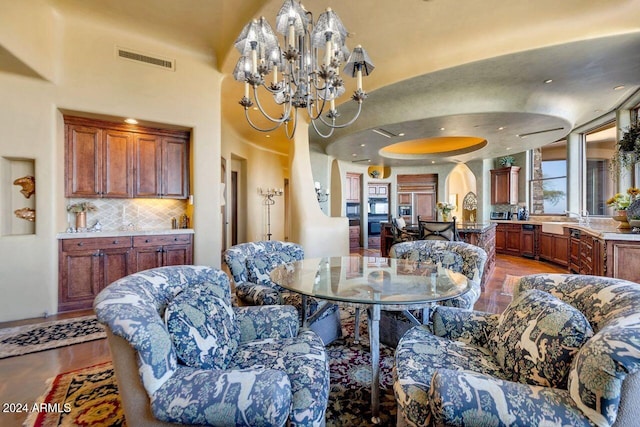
[284,111,297,140]
[243,108,287,133]
[310,118,336,138]
[315,101,363,129]
[252,85,292,124]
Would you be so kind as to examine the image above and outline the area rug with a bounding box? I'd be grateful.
[0,315,106,359]
[501,274,522,296]
[26,310,396,426]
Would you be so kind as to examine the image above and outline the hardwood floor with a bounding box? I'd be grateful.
[0,253,566,427]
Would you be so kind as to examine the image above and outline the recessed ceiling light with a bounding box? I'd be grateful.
[544,79,553,84]
[124,118,138,124]
[440,127,445,131]
[431,160,436,164]
[360,143,366,147]
[266,135,271,138]
[352,153,357,157]
[398,133,405,137]
[614,85,625,91]
[506,147,512,150]
[498,126,505,131]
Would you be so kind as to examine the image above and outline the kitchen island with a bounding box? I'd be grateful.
[380,222,496,287]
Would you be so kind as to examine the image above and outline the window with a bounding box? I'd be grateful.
[584,123,616,216]
[530,141,567,214]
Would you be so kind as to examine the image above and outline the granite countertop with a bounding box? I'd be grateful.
[490,219,640,241]
[457,222,496,232]
[56,228,194,239]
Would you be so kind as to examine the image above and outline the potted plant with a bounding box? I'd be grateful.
[67,202,97,230]
[499,155,515,167]
[612,121,640,172]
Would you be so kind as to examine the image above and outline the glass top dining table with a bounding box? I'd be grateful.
[269,255,471,424]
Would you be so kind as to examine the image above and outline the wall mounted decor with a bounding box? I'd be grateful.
[14,207,35,222]
[13,175,35,198]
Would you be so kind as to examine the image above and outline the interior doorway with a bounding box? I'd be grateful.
[231,171,238,245]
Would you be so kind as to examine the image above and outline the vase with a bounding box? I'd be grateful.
[442,212,450,222]
[612,210,631,229]
[75,212,87,230]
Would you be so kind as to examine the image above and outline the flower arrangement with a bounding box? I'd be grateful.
[437,201,456,214]
[499,155,515,167]
[606,187,640,211]
[66,202,97,213]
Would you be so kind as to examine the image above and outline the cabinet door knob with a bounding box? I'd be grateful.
[145,239,150,243]
[77,242,84,246]
[112,240,118,244]
[174,237,178,241]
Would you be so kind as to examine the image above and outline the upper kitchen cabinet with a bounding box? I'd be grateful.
[65,120,133,198]
[64,116,190,199]
[134,135,189,198]
[346,172,361,203]
[490,166,520,205]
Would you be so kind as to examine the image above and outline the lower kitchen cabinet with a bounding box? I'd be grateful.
[132,234,193,271]
[349,225,361,250]
[539,231,569,267]
[58,233,193,312]
[58,236,133,312]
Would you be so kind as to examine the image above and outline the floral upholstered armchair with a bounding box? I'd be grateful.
[379,240,487,347]
[224,240,342,344]
[95,265,329,427]
[394,274,640,427]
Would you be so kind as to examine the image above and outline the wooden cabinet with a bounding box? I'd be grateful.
[368,184,387,196]
[65,116,189,199]
[495,223,522,256]
[520,225,536,258]
[606,241,640,283]
[415,192,436,221]
[58,233,193,312]
[495,224,506,252]
[132,234,193,271]
[569,229,581,273]
[504,224,521,255]
[349,225,361,250]
[539,231,569,267]
[346,173,361,203]
[134,135,189,198]
[58,236,133,312]
[490,166,520,205]
[65,124,133,198]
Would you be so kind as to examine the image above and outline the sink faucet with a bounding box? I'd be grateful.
[565,210,589,226]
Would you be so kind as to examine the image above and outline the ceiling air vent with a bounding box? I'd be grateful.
[116,47,175,71]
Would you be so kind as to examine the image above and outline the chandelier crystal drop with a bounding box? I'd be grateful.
[233,0,374,139]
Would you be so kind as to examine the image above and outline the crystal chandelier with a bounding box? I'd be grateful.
[233,0,374,139]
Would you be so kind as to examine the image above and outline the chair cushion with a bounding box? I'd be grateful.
[246,252,298,286]
[396,249,464,272]
[395,217,407,229]
[165,284,239,369]
[489,289,594,388]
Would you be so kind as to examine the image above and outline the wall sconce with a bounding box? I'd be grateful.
[315,181,329,203]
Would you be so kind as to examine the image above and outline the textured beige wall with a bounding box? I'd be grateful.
[0,2,222,321]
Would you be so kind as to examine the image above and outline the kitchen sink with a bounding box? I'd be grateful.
[541,222,575,235]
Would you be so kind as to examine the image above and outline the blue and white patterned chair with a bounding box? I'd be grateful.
[224,240,342,345]
[379,240,487,347]
[394,273,640,427]
[94,265,329,427]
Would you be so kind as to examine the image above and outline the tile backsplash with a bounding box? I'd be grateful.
[65,198,188,232]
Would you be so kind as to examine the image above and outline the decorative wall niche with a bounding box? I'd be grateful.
[1,157,36,236]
